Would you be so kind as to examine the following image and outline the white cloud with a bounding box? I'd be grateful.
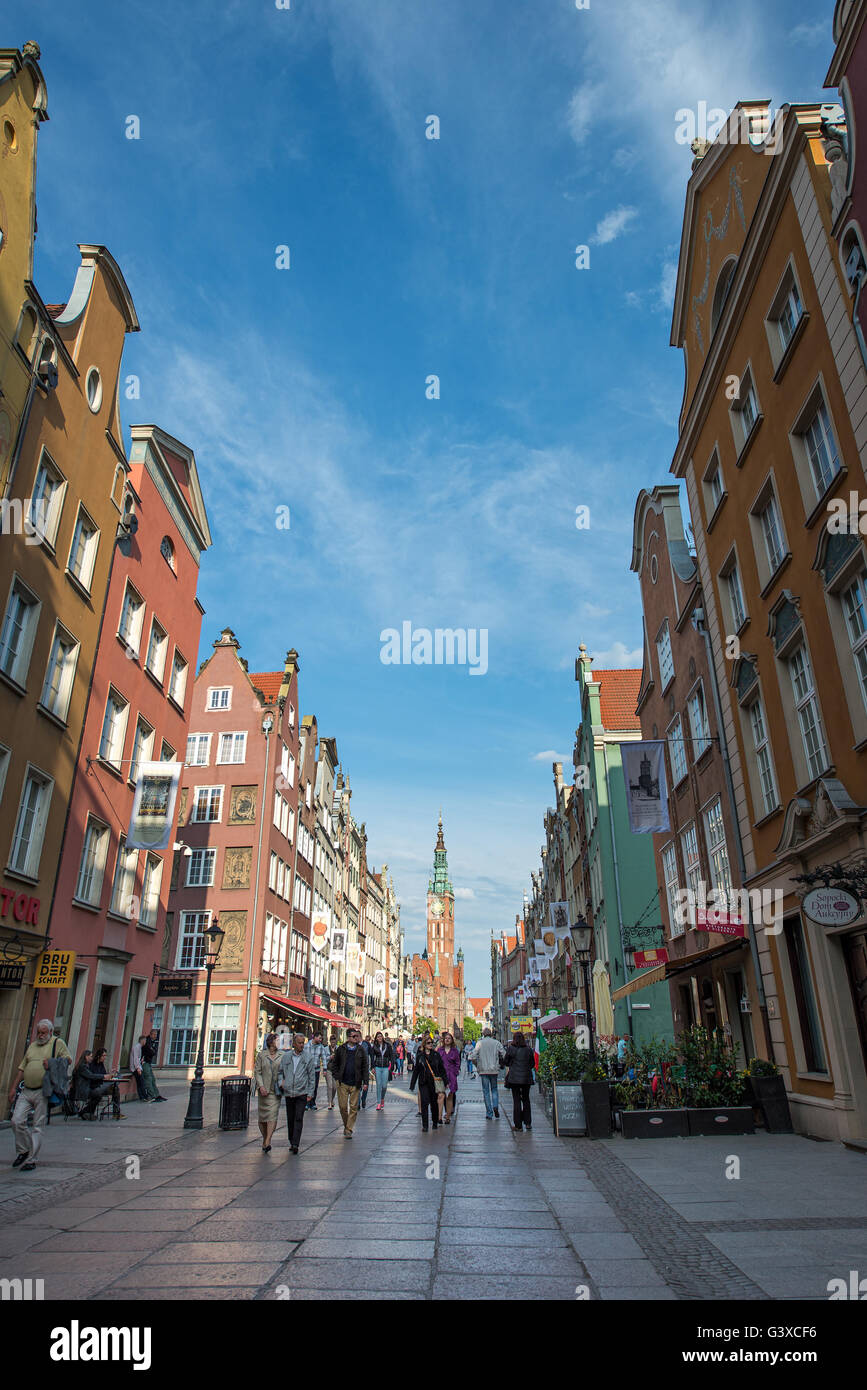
[582,602,612,620]
[657,257,678,311]
[567,81,604,146]
[789,22,828,46]
[454,887,476,900]
[588,641,643,668]
[531,750,571,764]
[591,206,637,245]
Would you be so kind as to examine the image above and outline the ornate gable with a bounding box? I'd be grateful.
[775,778,864,857]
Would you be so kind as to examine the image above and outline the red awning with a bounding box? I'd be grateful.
[261,993,333,1022]
[326,1012,354,1027]
[541,1012,576,1033]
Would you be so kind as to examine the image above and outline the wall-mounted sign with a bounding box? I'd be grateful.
[157,977,193,998]
[696,909,745,938]
[34,950,76,988]
[0,961,25,989]
[0,887,40,926]
[803,887,860,928]
[634,948,670,970]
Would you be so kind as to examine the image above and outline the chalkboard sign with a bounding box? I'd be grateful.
[553,1080,587,1136]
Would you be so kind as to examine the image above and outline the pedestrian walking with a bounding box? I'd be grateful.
[324,1032,339,1109]
[8,1020,72,1170]
[503,1031,536,1131]
[394,1040,404,1076]
[359,1035,372,1109]
[141,1029,166,1101]
[328,1027,369,1137]
[409,1036,447,1132]
[130,1035,149,1101]
[254,1032,282,1152]
[471,1029,505,1119]
[464,1041,475,1078]
[370,1031,394,1110]
[277,1033,316,1154]
[437,1031,461,1124]
[306,1032,329,1110]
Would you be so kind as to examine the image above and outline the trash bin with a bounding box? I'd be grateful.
[219,1075,252,1130]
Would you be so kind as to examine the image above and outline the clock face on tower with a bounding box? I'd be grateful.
[430,897,444,918]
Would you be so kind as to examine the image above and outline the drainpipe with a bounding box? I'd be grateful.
[241,713,272,1070]
[601,740,631,1039]
[694,611,774,1059]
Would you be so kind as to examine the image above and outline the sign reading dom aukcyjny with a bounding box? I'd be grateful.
[803,887,861,928]
[621,740,670,834]
[34,950,76,988]
[126,761,182,851]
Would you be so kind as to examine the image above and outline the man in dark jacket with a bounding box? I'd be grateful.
[328,1028,369,1137]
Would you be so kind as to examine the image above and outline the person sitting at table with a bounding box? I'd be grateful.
[74,1047,124,1120]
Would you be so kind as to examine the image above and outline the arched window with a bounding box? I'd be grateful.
[160,535,176,571]
[711,258,738,336]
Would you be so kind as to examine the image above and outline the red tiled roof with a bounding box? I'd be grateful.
[590,668,642,730]
[469,997,490,1012]
[44,303,66,318]
[504,936,517,953]
[248,671,283,702]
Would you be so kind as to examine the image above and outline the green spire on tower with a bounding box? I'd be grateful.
[429,813,453,896]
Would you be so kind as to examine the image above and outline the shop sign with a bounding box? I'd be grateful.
[0,887,40,926]
[0,961,26,989]
[696,909,745,937]
[634,948,670,969]
[33,950,76,988]
[510,1014,533,1033]
[803,887,860,928]
[157,977,193,998]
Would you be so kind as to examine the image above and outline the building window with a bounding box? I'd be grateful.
[67,506,99,591]
[160,536,175,571]
[145,619,168,683]
[774,276,803,354]
[160,741,176,762]
[703,798,732,898]
[759,492,786,576]
[110,837,138,917]
[708,460,723,510]
[262,913,275,972]
[75,817,110,906]
[783,918,827,1073]
[140,854,163,928]
[788,644,828,781]
[732,369,759,447]
[748,695,778,817]
[0,745,10,808]
[129,717,155,784]
[842,573,867,713]
[168,1003,201,1064]
[0,576,41,686]
[290,929,309,977]
[118,583,145,655]
[207,1003,239,1066]
[178,912,210,969]
[207,687,231,711]
[99,688,129,768]
[680,821,702,921]
[186,847,216,888]
[656,620,674,690]
[277,921,288,976]
[169,652,188,708]
[186,734,211,767]
[217,731,247,764]
[687,683,711,759]
[29,452,65,547]
[711,257,737,335]
[725,563,747,632]
[800,399,841,500]
[40,624,78,721]
[85,366,103,413]
[661,842,681,936]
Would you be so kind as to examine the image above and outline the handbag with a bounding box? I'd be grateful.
[423,1055,446,1094]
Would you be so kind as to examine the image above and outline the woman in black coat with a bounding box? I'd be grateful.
[74,1048,123,1119]
[503,1032,536,1131]
[409,1036,447,1132]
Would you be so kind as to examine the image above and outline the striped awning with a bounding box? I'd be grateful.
[610,963,667,1001]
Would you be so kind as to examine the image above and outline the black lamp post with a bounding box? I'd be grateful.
[570,915,595,1063]
[183,918,226,1129]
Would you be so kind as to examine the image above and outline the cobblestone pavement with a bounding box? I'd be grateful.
[1,1072,864,1300]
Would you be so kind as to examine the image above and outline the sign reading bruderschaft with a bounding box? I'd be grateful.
[34,950,76,988]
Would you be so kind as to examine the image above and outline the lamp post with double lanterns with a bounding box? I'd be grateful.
[183,918,226,1129]
[569,915,595,1063]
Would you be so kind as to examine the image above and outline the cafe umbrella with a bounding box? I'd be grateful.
[592,959,615,1039]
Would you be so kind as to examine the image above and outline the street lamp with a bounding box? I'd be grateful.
[569,915,595,1063]
[183,918,226,1129]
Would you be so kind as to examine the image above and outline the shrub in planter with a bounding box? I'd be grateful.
[746,1056,793,1133]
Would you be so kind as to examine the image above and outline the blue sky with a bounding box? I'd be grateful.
[10,0,832,994]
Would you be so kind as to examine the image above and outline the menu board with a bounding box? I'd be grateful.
[553,1080,587,1136]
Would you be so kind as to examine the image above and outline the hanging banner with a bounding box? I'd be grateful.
[373,969,386,995]
[347,943,362,975]
[634,948,670,970]
[389,976,399,998]
[403,988,413,1013]
[528,956,542,982]
[126,761,182,851]
[621,741,670,834]
[311,910,331,954]
[33,949,76,988]
[329,928,346,964]
[550,901,572,941]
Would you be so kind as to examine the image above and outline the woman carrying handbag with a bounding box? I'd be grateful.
[409,1036,447,1132]
[503,1031,535,1132]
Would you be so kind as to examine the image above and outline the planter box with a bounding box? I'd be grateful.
[750,1074,793,1133]
[620,1108,689,1139]
[581,1080,612,1139]
[687,1105,755,1136]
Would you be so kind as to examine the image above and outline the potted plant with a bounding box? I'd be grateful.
[543,1034,588,1135]
[680,1026,754,1136]
[580,1055,612,1139]
[746,1056,792,1133]
[615,1037,689,1138]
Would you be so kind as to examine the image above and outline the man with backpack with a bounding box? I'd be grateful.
[8,1019,71,1171]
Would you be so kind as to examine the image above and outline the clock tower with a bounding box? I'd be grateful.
[427,813,455,966]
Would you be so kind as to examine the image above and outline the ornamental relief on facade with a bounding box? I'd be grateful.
[223,846,252,890]
[229,785,257,824]
[217,910,247,971]
[177,788,189,826]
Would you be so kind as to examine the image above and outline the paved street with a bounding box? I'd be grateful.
[1,1072,865,1300]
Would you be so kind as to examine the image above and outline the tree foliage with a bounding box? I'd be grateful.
[413,1016,436,1037]
[462,1017,482,1043]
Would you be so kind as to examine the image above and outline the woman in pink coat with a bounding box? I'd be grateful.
[437,1032,462,1124]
